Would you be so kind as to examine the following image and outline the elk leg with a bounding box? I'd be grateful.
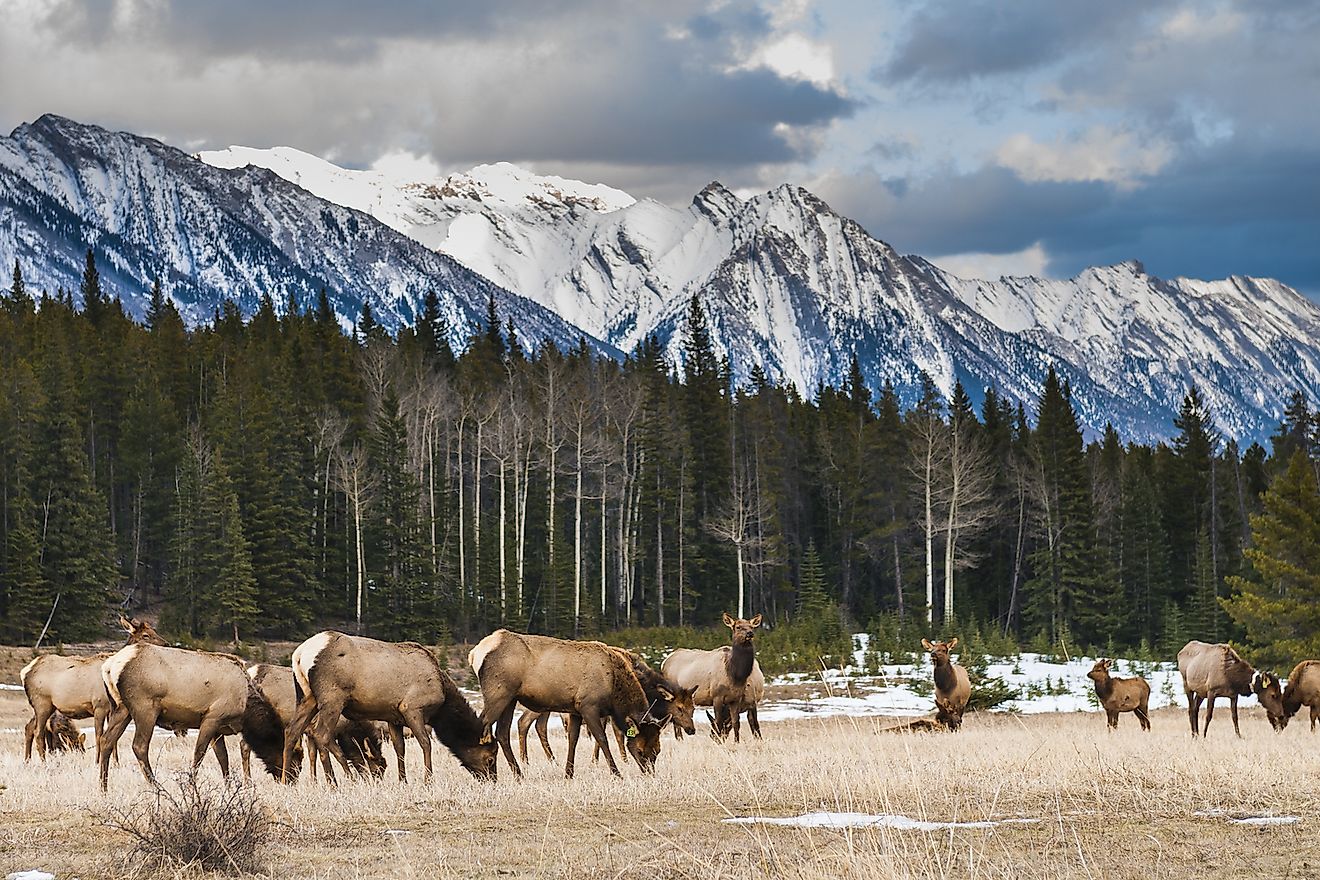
[581,710,621,777]
[1230,695,1241,738]
[732,707,742,743]
[1203,697,1216,736]
[306,734,320,781]
[98,705,132,793]
[536,712,554,761]
[1188,693,1203,736]
[747,704,762,740]
[208,734,231,778]
[240,740,251,780]
[310,701,353,784]
[493,702,523,778]
[1107,709,1119,730]
[1136,700,1151,732]
[31,703,54,762]
[612,721,628,763]
[130,707,161,788]
[400,708,433,783]
[1311,706,1318,732]
[710,697,727,743]
[564,714,583,779]
[92,706,110,766]
[385,723,407,782]
[23,715,37,762]
[282,692,320,784]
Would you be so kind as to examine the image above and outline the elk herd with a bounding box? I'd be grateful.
[15,614,1320,792]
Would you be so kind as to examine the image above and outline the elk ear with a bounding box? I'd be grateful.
[118,614,133,633]
[748,614,763,628]
[479,733,494,745]
[656,686,674,701]
[946,638,958,650]
[921,639,934,651]
[722,612,736,628]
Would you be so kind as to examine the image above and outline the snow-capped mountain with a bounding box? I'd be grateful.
[0,115,611,354]
[197,143,1320,441]
[3,115,1318,442]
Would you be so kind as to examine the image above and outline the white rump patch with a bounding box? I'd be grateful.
[293,632,334,695]
[724,812,1041,831]
[468,631,503,677]
[247,665,260,679]
[102,644,142,706]
[19,657,40,687]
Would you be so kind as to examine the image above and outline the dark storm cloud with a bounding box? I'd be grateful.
[816,137,1320,292]
[879,0,1176,84]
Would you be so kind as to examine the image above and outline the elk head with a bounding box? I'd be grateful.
[1087,659,1112,683]
[624,720,662,773]
[1252,671,1288,731]
[119,614,167,646]
[922,637,957,665]
[461,733,499,781]
[723,612,763,647]
[657,685,698,736]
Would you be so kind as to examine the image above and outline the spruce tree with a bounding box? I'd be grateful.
[1222,450,1320,665]
[203,451,258,644]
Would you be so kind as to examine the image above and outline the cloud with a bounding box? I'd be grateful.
[931,243,1051,280]
[994,127,1173,189]
[878,0,1175,84]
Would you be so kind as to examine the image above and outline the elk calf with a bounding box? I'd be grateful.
[1278,660,1320,731]
[1087,659,1151,731]
[922,638,971,730]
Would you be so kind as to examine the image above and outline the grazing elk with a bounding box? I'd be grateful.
[707,659,764,742]
[21,615,166,763]
[242,663,387,780]
[1087,659,1151,731]
[1279,660,1320,731]
[662,613,764,742]
[97,643,297,792]
[283,632,496,784]
[517,649,697,770]
[23,710,87,755]
[469,630,658,778]
[922,638,971,730]
[1178,640,1286,736]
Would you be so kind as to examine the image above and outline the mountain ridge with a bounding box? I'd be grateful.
[2,114,1318,442]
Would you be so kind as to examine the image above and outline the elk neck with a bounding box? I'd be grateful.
[933,657,957,694]
[727,638,755,683]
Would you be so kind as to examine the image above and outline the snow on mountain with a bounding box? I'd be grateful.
[4,115,1319,442]
[0,115,611,355]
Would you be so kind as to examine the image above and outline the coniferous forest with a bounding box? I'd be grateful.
[1,252,1318,664]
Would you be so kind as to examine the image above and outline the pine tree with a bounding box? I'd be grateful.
[1222,450,1320,665]
[797,539,829,617]
[202,451,258,644]
[357,301,380,343]
[80,248,106,323]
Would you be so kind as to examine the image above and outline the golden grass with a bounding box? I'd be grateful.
[4,701,1320,878]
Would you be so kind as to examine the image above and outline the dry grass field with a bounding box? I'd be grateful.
[4,676,1320,880]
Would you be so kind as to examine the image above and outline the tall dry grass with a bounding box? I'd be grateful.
[2,706,1318,878]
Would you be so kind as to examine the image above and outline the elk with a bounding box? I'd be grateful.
[662,612,763,742]
[706,659,764,742]
[469,630,657,778]
[23,710,87,754]
[21,615,166,763]
[1087,659,1151,731]
[97,643,297,792]
[1279,661,1320,731]
[242,663,386,780]
[922,638,971,730]
[283,632,496,784]
[516,649,697,770]
[1178,640,1286,736]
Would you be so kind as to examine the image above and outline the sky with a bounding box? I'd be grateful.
[2,0,1318,294]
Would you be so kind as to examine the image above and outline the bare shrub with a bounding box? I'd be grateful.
[103,771,272,874]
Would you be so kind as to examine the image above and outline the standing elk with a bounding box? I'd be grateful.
[283,632,496,784]
[662,612,763,742]
[1087,659,1151,731]
[242,663,387,780]
[922,638,971,730]
[97,643,297,791]
[1278,660,1320,731]
[1178,640,1286,736]
[21,616,166,763]
[469,630,658,778]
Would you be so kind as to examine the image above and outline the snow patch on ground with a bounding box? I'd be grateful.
[724,811,1041,831]
[759,635,1219,722]
[8,871,57,880]
[0,683,24,691]
[1195,810,1301,826]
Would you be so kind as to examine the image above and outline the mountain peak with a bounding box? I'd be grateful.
[692,181,742,221]
[419,162,634,213]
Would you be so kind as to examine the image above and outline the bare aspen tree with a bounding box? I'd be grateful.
[907,405,948,624]
[937,417,997,622]
[333,441,375,633]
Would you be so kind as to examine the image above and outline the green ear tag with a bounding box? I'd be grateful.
[626,724,639,738]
